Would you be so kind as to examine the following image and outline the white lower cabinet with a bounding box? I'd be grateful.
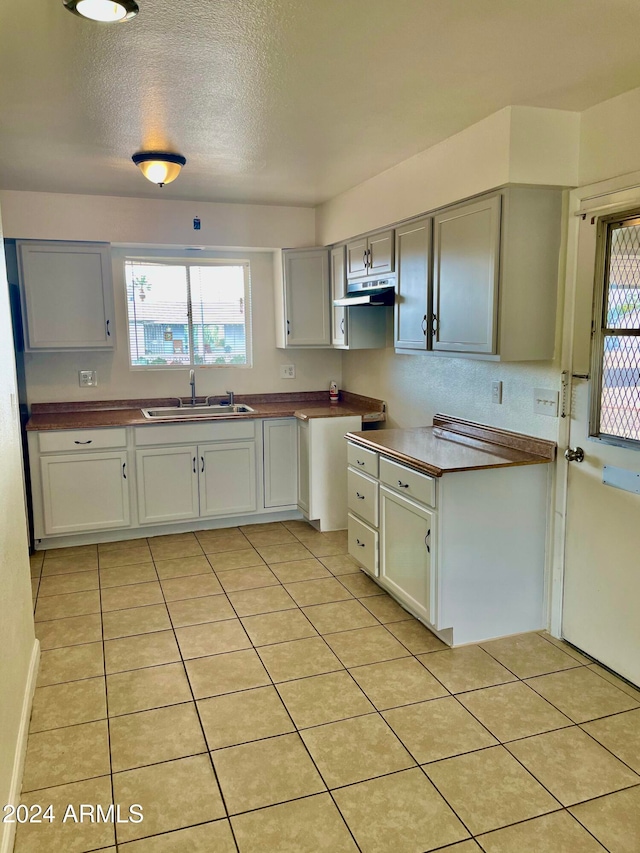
[379,486,435,624]
[347,439,549,645]
[40,451,130,535]
[263,419,298,508]
[298,415,362,531]
[136,445,200,525]
[199,442,257,517]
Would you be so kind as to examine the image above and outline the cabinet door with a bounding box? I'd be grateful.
[368,229,394,276]
[395,217,430,350]
[432,195,501,354]
[136,446,199,525]
[199,442,256,517]
[331,246,348,347]
[346,237,368,279]
[263,419,298,508]
[283,249,331,346]
[40,451,129,535]
[17,241,114,350]
[379,486,435,624]
[297,419,310,515]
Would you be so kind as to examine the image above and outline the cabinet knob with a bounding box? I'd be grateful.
[398,480,410,488]
[356,538,365,547]
[356,460,365,466]
[356,492,365,500]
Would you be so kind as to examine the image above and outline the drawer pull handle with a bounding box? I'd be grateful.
[74,440,93,445]
[398,480,409,488]
[356,492,365,500]
[193,456,197,473]
[356,538,366,548]
[425,529,431,554]
[201,456,205,473]
[122,462,127,479]
[356,460,365,466]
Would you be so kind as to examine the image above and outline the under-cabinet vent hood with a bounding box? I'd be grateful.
[333,277,395,307]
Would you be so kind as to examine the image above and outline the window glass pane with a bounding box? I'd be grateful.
[605,223,640,331]
[190,265,248,365]
[125,262,190,366]
[600,335,640,441]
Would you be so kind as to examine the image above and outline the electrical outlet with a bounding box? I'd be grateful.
[533,388,559,417]
[280,364,295,379]
[491,380,502,404]
[79,370,97,387]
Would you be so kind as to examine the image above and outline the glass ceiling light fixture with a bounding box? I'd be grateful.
[63,0,139,22]
[132,151,187,187]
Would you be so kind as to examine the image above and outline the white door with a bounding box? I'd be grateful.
[40,451,130,534]
[379,486,435,624]
[199,442,256,517]
[395,217,430,350]
[283,249,331,346]
[346,237,368,279]
[136,445,200,525]
[331,246,347,347]
[263,419,298,508]
[562,200,640,686]
[367,230,394,276]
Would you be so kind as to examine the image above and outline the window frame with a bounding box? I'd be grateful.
[124,255,253,370]
[588,211,640,450]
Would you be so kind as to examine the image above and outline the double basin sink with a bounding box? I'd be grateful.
[141,404,255,420]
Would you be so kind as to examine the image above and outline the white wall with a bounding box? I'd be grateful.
[0,205,37,853]
[579,85,640,186]
[0,191,316,250]
[316,106,579,246]
[1,191,342,404]
[317,106,577,440]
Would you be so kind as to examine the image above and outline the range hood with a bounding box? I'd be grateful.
[333,277,395,307]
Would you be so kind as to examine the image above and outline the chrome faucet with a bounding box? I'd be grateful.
[189,369,196,406]
[226,390,235,406]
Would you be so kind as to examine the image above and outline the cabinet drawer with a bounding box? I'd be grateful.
[38,428,127,453]
[135,420,255,446]
[348,513,378,577]
[347,468,378,527]
[379,457,436,507]
[347,442,378,477]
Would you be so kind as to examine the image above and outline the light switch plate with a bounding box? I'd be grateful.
[534,388,558,416]
[79,370,97,387]
[280,364,295,379]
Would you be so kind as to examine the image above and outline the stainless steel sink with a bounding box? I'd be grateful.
[141,404,255,420]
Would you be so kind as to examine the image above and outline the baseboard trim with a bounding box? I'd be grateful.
[0,638,40,853]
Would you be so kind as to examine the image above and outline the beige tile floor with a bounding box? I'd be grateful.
[21,521,640,853]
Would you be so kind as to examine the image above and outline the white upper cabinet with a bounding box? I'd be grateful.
[331,245,348,347]
[274,248,331,348]
[432,195,501,355]
[394,216,431,351]
[346,229,394,280]
[394,187,562,360]
[17,240,114,350]
[331,244,387,351]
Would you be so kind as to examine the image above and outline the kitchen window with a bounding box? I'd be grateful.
[125,259,252,368]
[590,214,640,445]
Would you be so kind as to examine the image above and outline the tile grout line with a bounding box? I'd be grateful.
[156,535,243,853]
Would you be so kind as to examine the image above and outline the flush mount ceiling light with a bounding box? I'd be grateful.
[63,0,139,22]
[132,151,187,187]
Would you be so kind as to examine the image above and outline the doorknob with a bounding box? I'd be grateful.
[565,446,585,463]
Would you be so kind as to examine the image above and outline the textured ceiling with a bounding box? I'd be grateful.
[2,0,640,206]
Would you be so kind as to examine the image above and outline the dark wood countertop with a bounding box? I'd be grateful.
[346,414,556,478]
[26,391,386,431]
